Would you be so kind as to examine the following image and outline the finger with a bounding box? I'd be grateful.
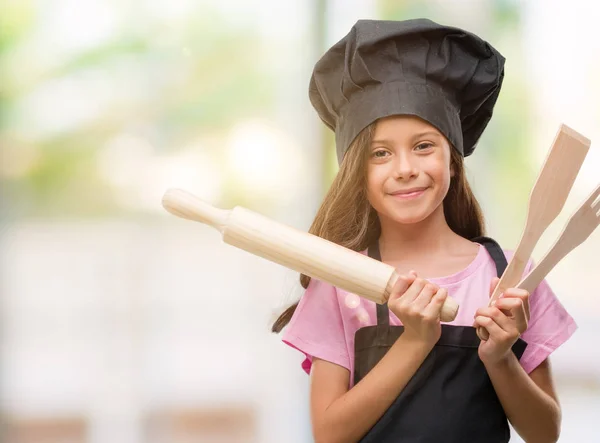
[492,297,520,317]
[400,278,428,304]
[474,315,511,341]
[423,288,448,319]
[491,287,528,318]
[494,298,528,333]
[475,306,517,333]
[501,288,530,320]
[411,282,439,311]
[502,288,529,299]
[387,274,416,302]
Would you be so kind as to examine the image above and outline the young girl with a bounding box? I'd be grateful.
[272,19,576,443]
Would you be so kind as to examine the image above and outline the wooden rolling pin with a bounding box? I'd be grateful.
[162,188,459,322]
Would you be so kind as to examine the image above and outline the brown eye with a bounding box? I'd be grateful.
[415,143,433,151]
[372,149,389,158]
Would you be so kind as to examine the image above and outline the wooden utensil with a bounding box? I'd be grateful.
[162,188,460,322]
[478,124,591,340]
[517,183,600,293]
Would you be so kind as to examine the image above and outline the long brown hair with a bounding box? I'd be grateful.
[271,121,485,333]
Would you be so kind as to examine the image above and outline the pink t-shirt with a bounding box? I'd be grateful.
[282,244,577,388]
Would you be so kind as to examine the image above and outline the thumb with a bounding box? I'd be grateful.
[387,273,415,302]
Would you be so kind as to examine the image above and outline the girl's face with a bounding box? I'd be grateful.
[366,115,453,226]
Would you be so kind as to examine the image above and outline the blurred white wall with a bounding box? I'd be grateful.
[1,220,311,442]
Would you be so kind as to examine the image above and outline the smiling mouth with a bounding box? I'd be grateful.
[388,187,428,199]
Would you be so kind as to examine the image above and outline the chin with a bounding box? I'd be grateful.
[384,207,433,225]
[393,214,430,225]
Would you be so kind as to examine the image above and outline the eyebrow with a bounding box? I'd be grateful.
[371,131,442,145]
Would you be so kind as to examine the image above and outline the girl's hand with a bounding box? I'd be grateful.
[388,271,448,347]
[473,277,530,366]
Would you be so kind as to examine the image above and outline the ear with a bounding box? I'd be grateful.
[450,164,455,178]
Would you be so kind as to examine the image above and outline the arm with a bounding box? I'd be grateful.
[484,357,561,443]
[310,275,447,443]
[310,334,433,443]
[474,277,563,443]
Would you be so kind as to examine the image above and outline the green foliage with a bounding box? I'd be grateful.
[378,0,432,21]
[0,0,35,52]
[0,4,275,217]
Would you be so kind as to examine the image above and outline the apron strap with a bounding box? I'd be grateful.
[369,236,508,326]
[368,241,391,326]
[470,236,508,278]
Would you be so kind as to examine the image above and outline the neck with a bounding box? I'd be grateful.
[378,205,459,261]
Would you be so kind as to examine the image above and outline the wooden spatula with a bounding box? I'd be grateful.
[517,183,600,294]
[477,124,591,340]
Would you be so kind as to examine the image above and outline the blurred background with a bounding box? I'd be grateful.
[1,0,599,441]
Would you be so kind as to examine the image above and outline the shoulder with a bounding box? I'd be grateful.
[297,277,375,327]
[281,278,353,375]
[293,278,340,319]
[282,278,343,338]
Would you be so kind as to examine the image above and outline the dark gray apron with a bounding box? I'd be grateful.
[354,237,527,442]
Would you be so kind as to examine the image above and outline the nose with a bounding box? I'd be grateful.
[394,151,418,180]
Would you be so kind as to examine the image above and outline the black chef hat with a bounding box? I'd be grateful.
[309,18,505,162]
